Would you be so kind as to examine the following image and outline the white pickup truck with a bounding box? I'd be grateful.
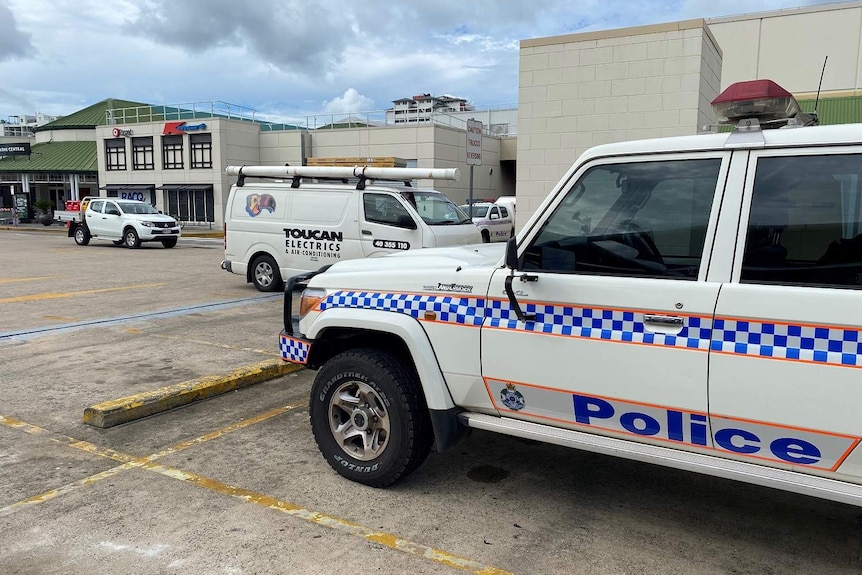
[54,197,181,248]
[279,79,862,507]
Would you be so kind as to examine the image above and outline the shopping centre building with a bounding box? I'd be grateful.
[2,1,862,226]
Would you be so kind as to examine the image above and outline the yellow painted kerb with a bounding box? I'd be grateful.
[83,359,304,428]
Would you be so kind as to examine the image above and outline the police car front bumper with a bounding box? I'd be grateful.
[279,329,311,364]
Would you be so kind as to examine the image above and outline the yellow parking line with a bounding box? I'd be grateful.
[142,404,303,461]
[0,463,142,517]
[0,415,137,464]
[0,410,512,574]
[0,283,166,304]
[144,464,512,575]
[0,405,303,512]
[0,276,54,284]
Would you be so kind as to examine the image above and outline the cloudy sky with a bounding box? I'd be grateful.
[0,0,845,123]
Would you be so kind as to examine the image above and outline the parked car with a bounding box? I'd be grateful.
[458,201,515,242]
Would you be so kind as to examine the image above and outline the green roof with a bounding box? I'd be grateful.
[36,98,149,131]
[798,95,862,125]
[0,141,97,173]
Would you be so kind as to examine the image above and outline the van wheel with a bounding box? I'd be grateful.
[74,226,90,246]
[481,230,490,243]
[251,254,283,291]
[310,349,433,487]
[123,228,141,249]
[161,238,178,248]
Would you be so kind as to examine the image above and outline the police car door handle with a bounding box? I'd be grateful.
[644,315,683,327]
[361,230,372,235]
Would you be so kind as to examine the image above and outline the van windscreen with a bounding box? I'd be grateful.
[400,191,472,225]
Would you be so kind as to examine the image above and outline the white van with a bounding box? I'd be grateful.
[221,165,481,291]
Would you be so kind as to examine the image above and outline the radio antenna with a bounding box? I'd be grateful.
[813,55,828,124]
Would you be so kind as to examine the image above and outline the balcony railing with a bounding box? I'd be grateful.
[106,102,518,135]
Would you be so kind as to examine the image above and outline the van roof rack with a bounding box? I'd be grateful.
[224,165,460,190]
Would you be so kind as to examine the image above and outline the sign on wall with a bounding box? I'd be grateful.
[466,119,482,166]
[163,121,208,135]
[0,143,31,156]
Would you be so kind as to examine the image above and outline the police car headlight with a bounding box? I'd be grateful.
[299,288,327,318]
[140,221,155,227]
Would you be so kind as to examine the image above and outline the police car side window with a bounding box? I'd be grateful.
[521,158,721,279]
[742,153,862,288]
[500,207,509,218]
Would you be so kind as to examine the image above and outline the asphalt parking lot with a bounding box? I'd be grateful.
[3,227,862,575]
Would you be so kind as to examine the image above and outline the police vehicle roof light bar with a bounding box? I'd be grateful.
[711,79,816,129]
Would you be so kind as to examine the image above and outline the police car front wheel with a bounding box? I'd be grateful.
[310,349,433,487]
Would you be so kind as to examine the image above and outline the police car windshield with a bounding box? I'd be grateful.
[459,205,489,218]
[118,202,159,215]
[400,190,472,225]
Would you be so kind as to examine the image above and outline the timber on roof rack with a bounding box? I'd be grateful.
[224,165,460,190]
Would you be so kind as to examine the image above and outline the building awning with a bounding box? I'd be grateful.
[99,184,155,191]
[156,184,213,191]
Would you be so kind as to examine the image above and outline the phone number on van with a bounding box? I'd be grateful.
[373,239,410,250]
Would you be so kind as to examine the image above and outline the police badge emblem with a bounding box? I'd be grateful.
[500,383,525,411]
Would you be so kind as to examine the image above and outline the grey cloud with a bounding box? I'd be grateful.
[125,0,350,73]
[0,0,35,61]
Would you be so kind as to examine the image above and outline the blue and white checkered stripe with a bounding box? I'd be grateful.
[317,291,862,366]
[712,318,862,367]
[320,292,485,326]
[280,335,311,364]
[486,299,712,351]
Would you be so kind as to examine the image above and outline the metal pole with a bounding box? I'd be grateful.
[468,165,474,217]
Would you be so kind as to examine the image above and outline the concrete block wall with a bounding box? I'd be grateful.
[516,20,722,227]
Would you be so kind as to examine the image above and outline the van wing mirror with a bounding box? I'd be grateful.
[396,215,418,230]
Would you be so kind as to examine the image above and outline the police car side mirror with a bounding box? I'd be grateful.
[490,213,500,220]
[505,237,519,270]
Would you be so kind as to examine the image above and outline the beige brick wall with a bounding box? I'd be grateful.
[516,20,722,227]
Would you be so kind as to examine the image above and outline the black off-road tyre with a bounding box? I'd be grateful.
[74,225,90,246]
[481,229,490,243]
[251,254,283,291]
[161,237,178,248]
[310,349,433,487]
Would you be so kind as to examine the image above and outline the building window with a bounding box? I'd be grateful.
[105,138,126,171]
[164,186,215,223]
[162,135,184,169]
[132,137,154,170]
[190,133,212,169]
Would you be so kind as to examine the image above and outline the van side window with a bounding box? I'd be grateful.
[742,154,862,288]
[363,193,414,228]
[521,158,721,279]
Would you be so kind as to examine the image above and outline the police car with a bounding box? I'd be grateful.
[458,201,515,243]
[279,79,862,507]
